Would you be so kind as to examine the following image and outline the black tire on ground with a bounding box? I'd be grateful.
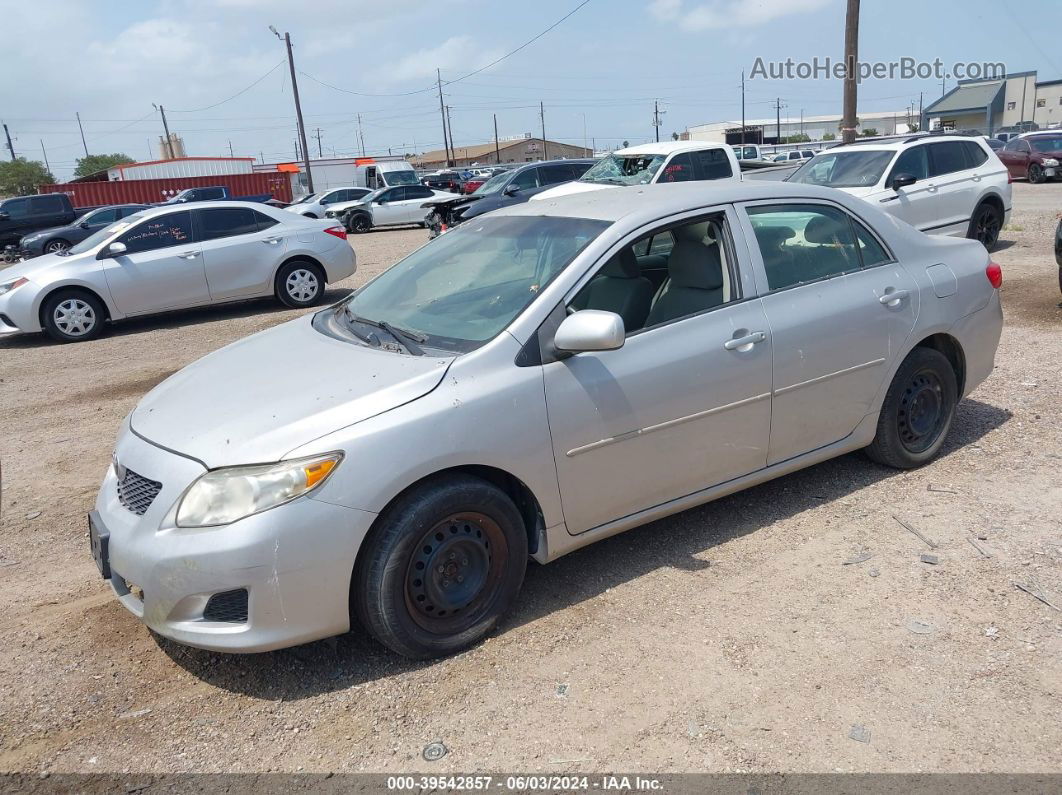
[347,214,372,234]
[865,347,958,469]
[967,201,1002,250]
[43,238,71,254]
[352,474,528,659]
[1028,163,1046,184]
[274,260,326,308]
[41,289,106,343]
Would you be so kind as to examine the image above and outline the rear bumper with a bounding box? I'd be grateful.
[94,425,377,653]
[949,289,1003,398]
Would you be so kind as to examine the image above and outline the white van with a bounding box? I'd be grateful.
[355,160,420,190]
[532,141,739,201]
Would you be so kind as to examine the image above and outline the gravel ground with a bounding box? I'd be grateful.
[0,184,1059,775]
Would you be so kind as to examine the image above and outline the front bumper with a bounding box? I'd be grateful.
[0,282,42,335]
[93,425,377,653]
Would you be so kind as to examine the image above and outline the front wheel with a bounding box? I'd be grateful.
[42,289,106,343]
[865,347,958,469]
[968,202,1002,250]
[347,214,371,234]
[44,238,70,255]
[352,474,528,659]
[1028,163,1046,184]
[274,260,325,308]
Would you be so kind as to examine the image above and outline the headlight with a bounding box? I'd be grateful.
[175,452,343,527]
[0,277,29,297]
[1042,158,1059,167]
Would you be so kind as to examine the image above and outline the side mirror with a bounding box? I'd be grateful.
[98,241,127,259]
[890,173,917,191]
[79,221,91,229]
[503,184,521,196]
[554,310,626,355]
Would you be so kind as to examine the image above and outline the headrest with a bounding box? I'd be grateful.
[601,247,640,278]
[803,214,849,244]
[754,225,796,248]
[667,241,724,290]
[672,222,707,244]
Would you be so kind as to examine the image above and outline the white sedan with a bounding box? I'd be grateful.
[0,202,355,343]
[325,185,456,233]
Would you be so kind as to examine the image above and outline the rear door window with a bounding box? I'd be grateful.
[746,203,863,291]
[253,211,279,231]
[197,207,260,241]
[928,142,969,177]
[961,141,989,167]
[29,195,65,214]
[119,211,194,254]
[694,149,734,180]
[541,164,577,184]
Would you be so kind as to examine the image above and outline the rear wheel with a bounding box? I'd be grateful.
[44,238,71,255]
[968,202,1002,249]
[41,289,105,343]
[274,260,325,308]
[865,347,958,469]
[1028,163,1046,184]
[352,474,528,659]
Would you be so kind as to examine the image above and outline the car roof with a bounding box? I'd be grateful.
[494,180,853,224]
[132,201,279,217]
[615,141,728,156]
[829,133,988,152]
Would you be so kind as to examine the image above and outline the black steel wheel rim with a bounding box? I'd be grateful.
[353,216,370,232]
[1029,164,1043,183]
[897,369,947,453]
[405,512,506,633]
[974,207,1000,246]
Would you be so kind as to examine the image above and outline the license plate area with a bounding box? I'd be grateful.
[88,511,110,580]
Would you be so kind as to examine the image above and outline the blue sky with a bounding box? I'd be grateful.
[2,0,1059,180]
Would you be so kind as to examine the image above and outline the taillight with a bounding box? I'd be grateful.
[986,262,1002,288]
[324,226,347,240]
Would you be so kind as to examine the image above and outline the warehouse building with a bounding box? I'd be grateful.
[923,71,1062,135]
[413,136,592,169]
[687,109,916,146]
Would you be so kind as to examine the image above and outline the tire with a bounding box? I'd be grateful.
[1028,163,1046,184]
[41,289,106,343]
[352,474,528,659]
[865,347,958,469]
[274,260,325,308]
[347,214,372,234]
[43,238,71,255]
[968,202,1002,250]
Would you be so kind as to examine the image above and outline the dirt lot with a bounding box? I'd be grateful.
[0,184,1059,775]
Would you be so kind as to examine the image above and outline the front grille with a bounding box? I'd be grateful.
[203,589,249,623]
[116,467,162,516]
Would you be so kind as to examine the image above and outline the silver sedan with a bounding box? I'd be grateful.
[90,182,1002,658]
[0,201,355,342]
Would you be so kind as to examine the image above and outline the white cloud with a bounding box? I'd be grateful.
[649,0,834,30]
[367,36,506,86]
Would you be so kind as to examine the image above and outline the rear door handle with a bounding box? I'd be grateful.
[926,183,938,193]
[177,250,201,260]
[263,236,283,244]
[879,289,910,306]
[724,331,767,351]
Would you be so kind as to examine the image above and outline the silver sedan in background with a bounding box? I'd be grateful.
[0,202,355,342]
[90,182,1002,658]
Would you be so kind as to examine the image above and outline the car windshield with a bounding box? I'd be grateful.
[789,150,895,187]
[474,170,514,195]
[383,170,418,186]
[67,214,144,255]
[1029,136,1062,152]
[334,214,609,353]
[579,152,667,186]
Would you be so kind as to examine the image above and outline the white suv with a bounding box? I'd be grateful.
[788,134,1011,249]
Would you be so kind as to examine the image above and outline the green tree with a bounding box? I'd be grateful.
[74,153,135,178]
[860,128,879,137]
[783,133,811,144]
[822,132,836,141]
[0,158,55,196]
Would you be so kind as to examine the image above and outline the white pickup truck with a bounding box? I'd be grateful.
[532,141,740,201]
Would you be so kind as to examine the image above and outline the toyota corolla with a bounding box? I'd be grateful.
[91,182,1002,659]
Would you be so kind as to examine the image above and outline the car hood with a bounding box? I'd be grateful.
[19,223,73,242]
[530,181,619,201]
[0,250,88,280]
[130,314,455,468]
[832,185,883,199]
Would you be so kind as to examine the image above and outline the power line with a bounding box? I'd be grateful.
[169,61,286,113]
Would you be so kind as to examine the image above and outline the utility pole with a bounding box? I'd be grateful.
[76,112,89,157]
[3,124,15,161]
[260,150,265,164]
[582,113,588,155]
[445,105,455,164]
[800,108,804,139]
[493,114,501,164]
[153,104,174,159]
[840,0,860,144]
[654,100,660,143]
[919,91,924,131]
[271,26,313,192]
[540,101,548,160]
[741,71,746,145]
[41,139,50,173]
[436,68,452,167]
[776,97,783,144]
[357,115,366,157]
[314,127,323,157]
[228,140,234,157]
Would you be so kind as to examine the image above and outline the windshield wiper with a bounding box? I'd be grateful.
[589,176,627,186]
[342,306,425,355]
[339,306,381,347]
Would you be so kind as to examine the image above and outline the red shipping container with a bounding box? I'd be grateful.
[40,172,292,209]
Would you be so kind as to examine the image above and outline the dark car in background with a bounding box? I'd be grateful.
[422,171,468,193]
[19,204,148,257]
[424,159,595,236]
[998,133,1062,184]
[0,193,76,253]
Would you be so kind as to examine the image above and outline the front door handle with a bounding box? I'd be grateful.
[724,331,767,351]
[925,183,938,193]
[177,251,200,260]
[262,236,283,244]
[879,288,910,306]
